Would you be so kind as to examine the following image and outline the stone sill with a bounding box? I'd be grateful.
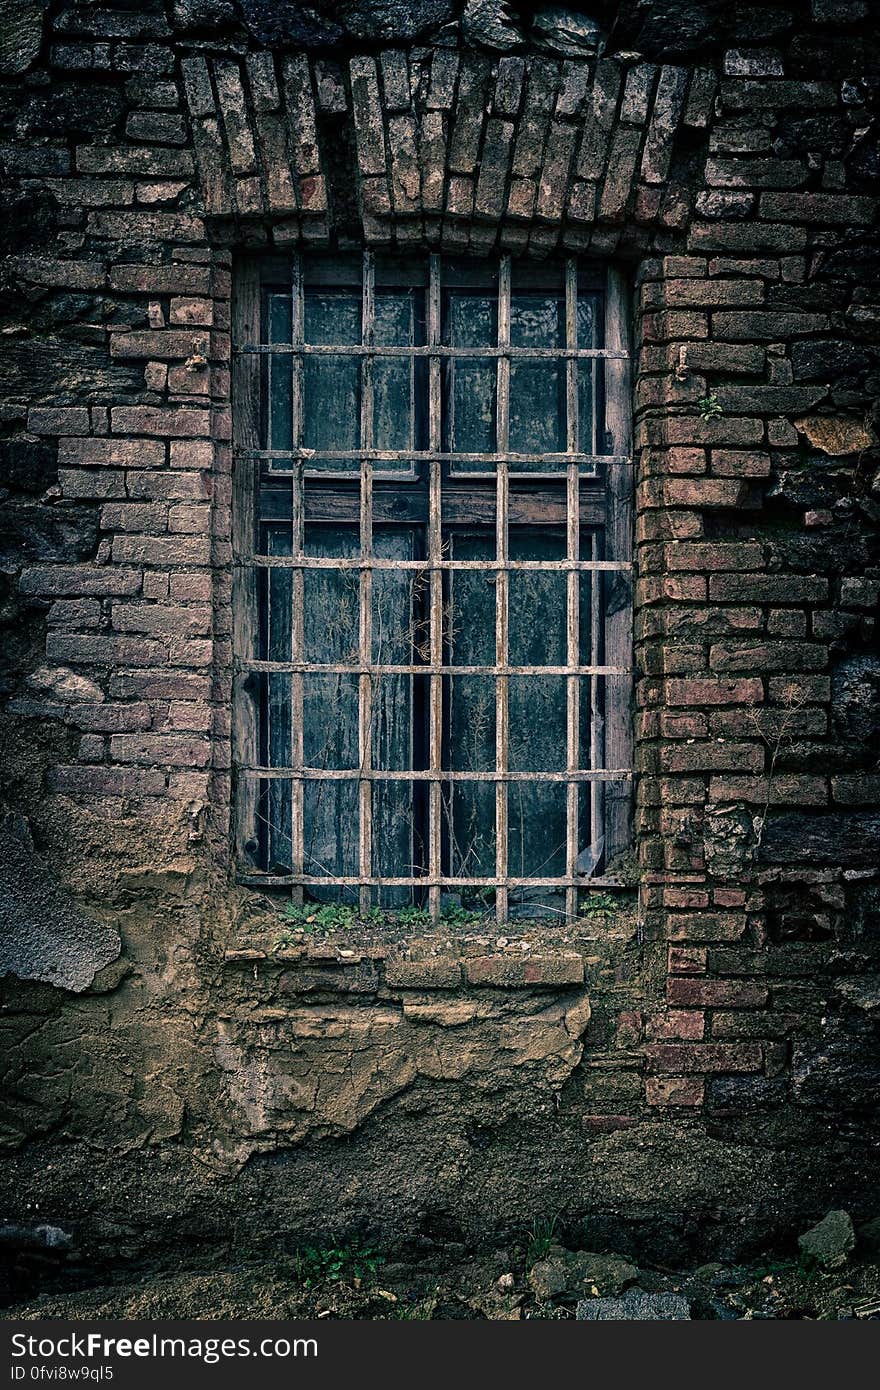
[223,943,587,988]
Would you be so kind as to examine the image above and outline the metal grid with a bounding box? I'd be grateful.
[232,252,633,923]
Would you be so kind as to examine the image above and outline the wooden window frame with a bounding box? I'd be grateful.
[231,251,633,924]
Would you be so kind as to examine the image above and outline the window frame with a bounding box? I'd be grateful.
[231,251,633,924]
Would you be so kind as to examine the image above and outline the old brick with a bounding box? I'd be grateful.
[668,979,769,1009]
[109,733,210,766]
[47,766,166,797]
[709,574,828,603]
[28,407,90,436]
[667,914,749,943]
[384,959,462,989]
[665,542,764,572]
[465,955,584,987]
[647,1043,763,1073]
[646,1076,705,1106]
[710,642,826,673]
[111,406,210,436]
[649,1009,706,1040]
[20,566,141,598]
[709,775,828,805]
[112,535,211,566]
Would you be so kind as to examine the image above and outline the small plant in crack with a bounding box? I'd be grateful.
[697,392,723,420]
[745,685,808,854]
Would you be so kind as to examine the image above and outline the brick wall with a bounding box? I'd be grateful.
[0,1,878,1259]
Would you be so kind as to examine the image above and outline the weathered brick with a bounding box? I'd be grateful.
[647,1043,763,1073]
[709,574,828,603]
[668,979,769,1009]
[28,407,90,436]
[47,766,167,797]
[464,955,584,987]
[109,733,210,766]
[667,914,749,943]
[20,566,141,598]
[46,634,165,665]
[112,535,212,566]
[111,406,210,436]
[646,1075,705,1106]
[710,642,826,673]
[384,959,463,989]
[709,775,828,805]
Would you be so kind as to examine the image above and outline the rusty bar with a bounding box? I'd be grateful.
[428,252,442,921]
[565,256,580,924]
[290,254,305,904]
[358,250,375,914]
[238,343,629,359]
[495,253,511,924]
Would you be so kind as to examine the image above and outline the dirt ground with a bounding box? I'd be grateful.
[5,1245,880,1321]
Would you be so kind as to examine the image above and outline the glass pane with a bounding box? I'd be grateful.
[578,293,598,459]
[508,530,565,667]
[374,291,424,463]
[509,293,565,463]
[267,292,292,459]
[445,292,496,460]
[302,526,359,664]
[303,775,359,890]
[302,290,361,471]
[444,779,496,881]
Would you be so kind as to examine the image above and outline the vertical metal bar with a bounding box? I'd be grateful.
[564,257,579,924]
[603,265,633,862]
[359,250,375,914]
[231,259,260,869]
[427,253,442,923]
[290,255,305,905]
[495,255,511,925]
[589,530,604,861]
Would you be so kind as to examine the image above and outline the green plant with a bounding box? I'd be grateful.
[525,1214,559,1265]
[291,1243,384,1289]
[697,392,723,420]
[394,906,432,927]
[580,891,622,920]
[282,901,357,932]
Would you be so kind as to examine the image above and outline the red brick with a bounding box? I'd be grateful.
[646,1076,705,1107]
[111,406,210,436]
[109,733,211,766]
[649,1009,705,1040]
[464,955,584,987]
[667,913,748,942]
[47,765,167,797]
[665,542,764,572]
[646,1042,763,1073]
[669,945,708,974]
[665,677,764,706]
[667,979,769,1009]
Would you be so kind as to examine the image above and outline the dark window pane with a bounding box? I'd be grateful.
[509,293,565,463]
[444,292,496,460]
[302,290,361,471]
[374,291,424,463]
[267,293,292,460]
[578,293,598,458]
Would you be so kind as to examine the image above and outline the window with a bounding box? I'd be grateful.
[232,252,632,923]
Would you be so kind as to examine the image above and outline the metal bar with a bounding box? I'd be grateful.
[238,343,629,360]
[231,259,261,871]
[495,254,511,924]
[239,873,617,889]
[428,252,442,924]
[358,250,375,915]
[564,256,580,925]
[241,767,632,783]
[241,447,626,466]
[603,266,634,864]
[241,556,631,573]
[241,660,630,676]
[290,254,305,905]
[589,530,604,864]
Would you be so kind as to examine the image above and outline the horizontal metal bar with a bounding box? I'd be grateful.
[238,873,612,889]
[240,556,632,573]
[240,448,629,467]
[240,661,631,676]
[237,344,629,360]
[244,767,631,782]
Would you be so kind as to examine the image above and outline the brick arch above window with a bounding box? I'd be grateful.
[181,48,714,250]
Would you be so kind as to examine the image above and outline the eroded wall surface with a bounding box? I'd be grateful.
[1,0,879,1267]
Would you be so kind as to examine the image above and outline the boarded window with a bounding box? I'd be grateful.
[232,253,633,923]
